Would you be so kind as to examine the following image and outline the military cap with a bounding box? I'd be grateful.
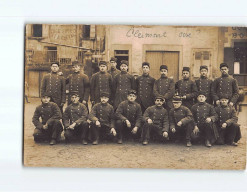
[72,61,81,66]
[220,63,228,69]
[128,89,137,96]
[110,57,117,62]
[70,91,80,97]
[142,62,150,68]
[51,61,60,66]
[120,60,129,66]
[100,92,110,98]
[219,94,229,100]
[41,92,51,98]
[155,95,165,101]
[182,67,190,72]
[200,65,208,71]
[160,65,168,70]
[99,61,107,66]
[172,96,182,102]
[197,91,207,97]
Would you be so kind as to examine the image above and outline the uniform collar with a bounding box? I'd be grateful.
[155,105,163,109]
[100,71,106,74]
[222,74,229,77]
[161,75,167,79]
[142,73,149,77]
[121,71,127,74]
[198,102,206,105]
[200,75,207,79]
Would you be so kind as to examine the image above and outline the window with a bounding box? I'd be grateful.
[114,50,129,70]
[234,42,247,74]
[45,47,57,63]
[32,24,42,37]
[83,25,90,39]
[192,49,211,78]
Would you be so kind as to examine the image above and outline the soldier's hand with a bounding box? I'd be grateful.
[91,101,95,105]
[216,100,220,106]
[60,103,64,107]
[82,100,87,105]
[69,123,76,129]
[110,128,117,136]
[131,127,138,134]
[177,121,182,127]
[182,95,187,99]
[193,126,199,135]
[87,119,92,124]
[222,123,227,128]
[229,102,234,107]
[163,131,168,138]
[95,120,101,127]
[147,119,153,124]
[57,71,63,76]
[126,120,131,128]
[43,124,48,130]
[171,128,176,133]
[205,117,212,123]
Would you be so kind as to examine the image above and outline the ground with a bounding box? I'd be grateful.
[23,98,246,170]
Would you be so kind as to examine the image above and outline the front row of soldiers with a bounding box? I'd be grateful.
[32,89,241,147]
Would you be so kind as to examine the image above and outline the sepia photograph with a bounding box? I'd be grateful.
[23,24,247,169]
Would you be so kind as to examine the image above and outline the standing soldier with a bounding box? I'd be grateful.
[142,96,169,145]
[215,96,241,146]
[175,67,198,109]
[108,57,120,79]
[153,65,175,111]
[41,62,66,112]
[212,63,239,107]
[88,92,117,145]
[136,62,155,113]
[113,60,136,109]
[115,90,142,144]
[169,96,195,147]
[66,61,90,106]
[195,65,213,104]
[32,93,63,145]
[90,61,113,105]
[63,92,89,145]
[191,92,218,147]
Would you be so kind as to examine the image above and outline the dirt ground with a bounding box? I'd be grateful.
[23,98,246,170]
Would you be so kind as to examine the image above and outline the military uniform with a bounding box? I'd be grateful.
[153,76,175,110]
[169,105,194,142]
[113,72,136,109]
[63,102,89,142]
[32,102,63,142]
[88,102,115,142]
[90,72,113,104]
[191,102,218,143]
[136,74,155,112]
[195,76,213,104]
[175,78,198,109]
[142,105,169,142]
[115,100,142,141]
[108,67,120,79]
[66,72,90,105]
[41,72,66,111]
[215,105,241,144]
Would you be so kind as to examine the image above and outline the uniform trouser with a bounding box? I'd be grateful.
[33,119,63,142]
[217,123,241,144]
[171,122,194,142]
[141,123,166,142]
[197,123,214,142]
[90,123,115,142]
[64,122,89,142]
[115,120,141,141]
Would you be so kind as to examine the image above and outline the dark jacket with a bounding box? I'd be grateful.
[108,68,120,79]
[215,105,238,126]
[115,100,142,128]
[195,76,213,103]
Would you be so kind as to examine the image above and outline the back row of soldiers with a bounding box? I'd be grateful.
[32,58,241,146]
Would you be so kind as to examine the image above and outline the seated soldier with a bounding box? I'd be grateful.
[169,96,194,147]
[32,93,63,145]
[191,92,218,147]
[88,92,117,145]
[142,96,169,145]
[215,96,241,146]
[63,91,89,145]
[115,90,142,144]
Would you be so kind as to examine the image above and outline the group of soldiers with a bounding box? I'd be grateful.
[31,57,242,147]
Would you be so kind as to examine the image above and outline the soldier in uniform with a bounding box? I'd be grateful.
[195,65,213,104]
[32,93,63,145]
[215,95,241,146]
[41,62,66,112]
[175,67,198,109]
[108,57,120,79]
[90,61,113,105]
[88,92,117,145]
[153,65,175,111]
[142,96,169,145]
[212,63,239,107]
[136,62,155,113]
[63,91,89,145]
[191,92,218,147]
[169,96,194,147]
[115,90,142,144]
[66,61,90,106]
[113,60,136,109]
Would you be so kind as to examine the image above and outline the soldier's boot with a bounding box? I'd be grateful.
[92,140,98,145]
[186,141,192,147]
[117,139,123,144]
[82,139,88,145]
[50,139,57,145]
[142,140,148,145]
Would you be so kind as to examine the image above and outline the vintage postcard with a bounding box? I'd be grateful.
[23,24,246,169]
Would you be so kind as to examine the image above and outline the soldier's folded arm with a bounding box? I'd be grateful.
[115,103,127,121]
[74,105,88,125]
[46,103,62,125]
[32,107,43,129]
[180,108,193,125]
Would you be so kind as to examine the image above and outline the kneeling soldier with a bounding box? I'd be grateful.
[215,96,241,146]
[169,96,194,147]
[142,96,169,145]
[32,93,63,145]
[88,92,117,145]
[191,92,218,147]
[63,91,89,145]
[115,90,142,144]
